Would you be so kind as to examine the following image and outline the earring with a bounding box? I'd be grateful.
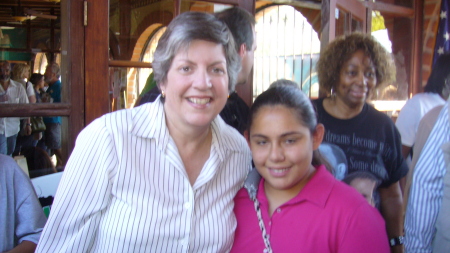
[161,90,165,98]
[331,88,336,100]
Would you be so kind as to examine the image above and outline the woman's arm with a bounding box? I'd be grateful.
[379,181,404,253]
[35,118,118,252]
[26,82,36,103]
[4,240,36,253]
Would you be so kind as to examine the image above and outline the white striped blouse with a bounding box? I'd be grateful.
[405,102,449,252]
[36,98,251,253]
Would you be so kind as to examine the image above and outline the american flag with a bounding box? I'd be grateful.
[433,0,450,66]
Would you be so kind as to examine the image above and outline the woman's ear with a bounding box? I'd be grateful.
[158,82,165,92]
[312,123,325,150]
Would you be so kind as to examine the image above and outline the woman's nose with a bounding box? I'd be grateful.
[193,69,212,89]
[357,72,369,86]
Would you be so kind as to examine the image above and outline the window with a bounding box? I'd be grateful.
[253,5,321,99]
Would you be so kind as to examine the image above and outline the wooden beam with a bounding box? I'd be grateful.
[85,0,110,125]
[319,0,334,98]
[197,0,240,5]
[0,103,71,117]
[362,1,414,17]
[0,48,61,53]
[174,0,181,17]
[411,0,423,95]
[109,60,152,68]
[65,0,85,154]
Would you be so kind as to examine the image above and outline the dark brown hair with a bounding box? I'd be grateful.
[249,84,331,171]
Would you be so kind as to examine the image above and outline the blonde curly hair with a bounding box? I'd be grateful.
[12,63,30,81]
[317,33,395,96]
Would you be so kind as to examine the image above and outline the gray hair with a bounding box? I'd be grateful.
[0,60,10,68]
[152,11,241,93]
[46,62,61,78]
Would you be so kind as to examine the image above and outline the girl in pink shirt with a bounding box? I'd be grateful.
[231,83,389,253]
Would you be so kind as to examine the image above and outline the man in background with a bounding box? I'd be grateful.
[0,60,30,155]
[41,62,63,167]
[215,7,256,135]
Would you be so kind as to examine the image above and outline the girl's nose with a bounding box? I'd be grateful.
[269,144,285,162]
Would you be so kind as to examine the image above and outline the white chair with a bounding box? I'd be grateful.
[31,172,63,217]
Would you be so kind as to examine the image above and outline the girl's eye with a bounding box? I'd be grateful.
[255,140,267,146]
[285,139,296,144]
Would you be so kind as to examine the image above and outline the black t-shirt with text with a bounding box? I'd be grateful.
[312,98,408,187]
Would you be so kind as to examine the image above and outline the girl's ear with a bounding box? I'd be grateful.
[312,124,325,150]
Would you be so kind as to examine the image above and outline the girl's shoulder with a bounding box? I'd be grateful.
[234,187,251,200]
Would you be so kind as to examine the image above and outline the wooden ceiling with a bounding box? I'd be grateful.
[0,0,60,27]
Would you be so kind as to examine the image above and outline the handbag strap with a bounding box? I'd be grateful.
[252,197,273,253]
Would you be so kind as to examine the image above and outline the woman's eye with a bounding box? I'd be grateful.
[211,67,225,75]
[180,66,191,72]
[365,72,375,78]
[347,71,357,76]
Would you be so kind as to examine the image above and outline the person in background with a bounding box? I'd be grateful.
[21,146,57,178]
[29,73,45,103]
[0,61,30,156]
[36,12,250,252]
[402,104,444,210]
[0,154,47,253]
[343,171,380,207]
[29,73,46,144]
[231,85,388,252]
[404,84,450,252]
[134,72,160,106]
[11,63,36,103]
[402,55,450,211]
[41,62,63,168]
[14,73,47,155]
[312,33,408,252]
[395,53,450,159]
[215,7,256,135]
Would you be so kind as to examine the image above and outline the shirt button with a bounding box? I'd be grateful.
[276,208,281,213]
[184,202,191,209]
[268,221,272,226]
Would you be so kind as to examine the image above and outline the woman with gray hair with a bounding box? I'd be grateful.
[36,12,250,253]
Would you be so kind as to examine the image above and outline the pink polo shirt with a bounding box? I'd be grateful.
[231,165,389,253]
